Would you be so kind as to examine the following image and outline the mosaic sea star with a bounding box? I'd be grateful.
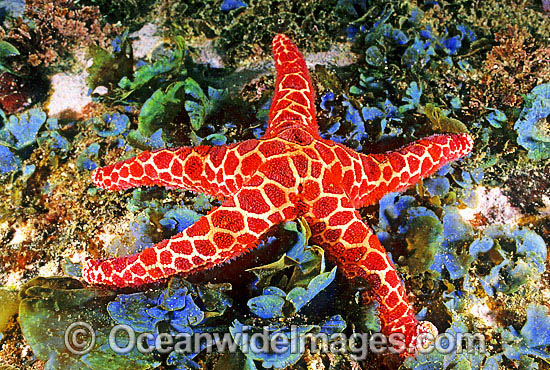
[82,34,473,350]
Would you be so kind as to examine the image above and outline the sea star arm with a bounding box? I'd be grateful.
[92,139,261,198]
[264,34,319,139]
[82,165,299,287]
[353,133,473,207]
[307,198,436,350]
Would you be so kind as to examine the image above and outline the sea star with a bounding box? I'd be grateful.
[82,34,473,351]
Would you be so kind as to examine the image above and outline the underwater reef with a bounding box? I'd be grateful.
[0,0,549,369]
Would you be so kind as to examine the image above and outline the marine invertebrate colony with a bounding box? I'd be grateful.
[82,34,473,352]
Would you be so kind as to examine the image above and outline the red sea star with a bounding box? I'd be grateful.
[82,34,473,351]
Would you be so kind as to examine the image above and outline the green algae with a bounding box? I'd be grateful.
[76,0,154,31]
[443,0,550,43]
[138,78,226,137]
[425,103,469,134]
[86,31,133,91]
[0,40,19,75]
[138,81,189,136]
[0,288,19,334]
[163,0,350,65]
[514,84,550,161]
[118,38,186,95]
[404,215,444,276]
[18,277,159,369]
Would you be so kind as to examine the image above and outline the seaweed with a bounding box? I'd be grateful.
[248,221,335,295]
[0,144,20,174]
[102,190,206,257]
[0,287,18,335]
[107,277,232,369]
[86,30,133,91]
[0,108,47,150]
[500,304,550,362]
[90,34,230,148]
[399,81,423,113]
[76,143,100,171]
[138,78,226,138]
[37,115,71,153]
[376,193,445,276]
[0,108,69,174]
[0,0,25,21]
[375,164,488,281]
[15,220,342,369]
[0,40,18,74]
[484,109,506,129]
[92,112,130,138]
[220,0,247,12]
[468,226,546,297]
[160,0,350,65]
[223,220,348,369]
[353,4,477,73]
[18,277,160,369]
[468,25,550,111]
[320,3,481,149]
[513,83,550,161]
[160,207,203,233]
[118,47,186,96]
[319,91,404,150]
[17,276,233,369]
[405,295,550,369]
[444,0,550,43]
[126,128,167,151]
[402,315,488,370]
[1,0,120,69]
[229,315,346,370]
[74,0,154,30]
